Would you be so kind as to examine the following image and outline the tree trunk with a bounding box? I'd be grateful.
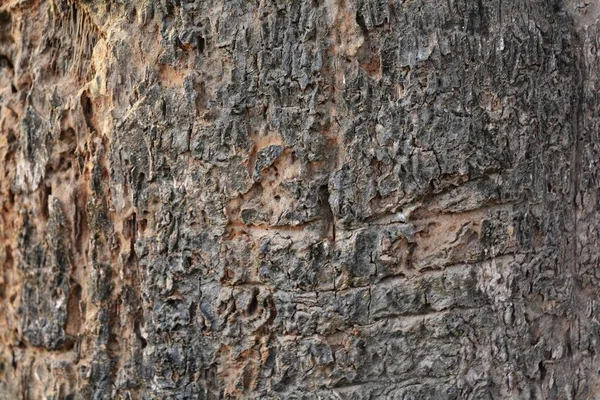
[1,0,599,398]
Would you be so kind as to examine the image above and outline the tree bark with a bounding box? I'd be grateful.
[1,0,600,398]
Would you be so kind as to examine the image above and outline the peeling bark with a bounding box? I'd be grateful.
[1,0,600,399]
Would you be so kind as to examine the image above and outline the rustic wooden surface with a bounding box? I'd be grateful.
[0,0,600,398]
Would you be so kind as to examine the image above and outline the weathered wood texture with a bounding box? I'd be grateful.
[1,0,599,398]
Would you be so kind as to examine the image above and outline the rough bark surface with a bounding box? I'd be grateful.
[1,0,600,399]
